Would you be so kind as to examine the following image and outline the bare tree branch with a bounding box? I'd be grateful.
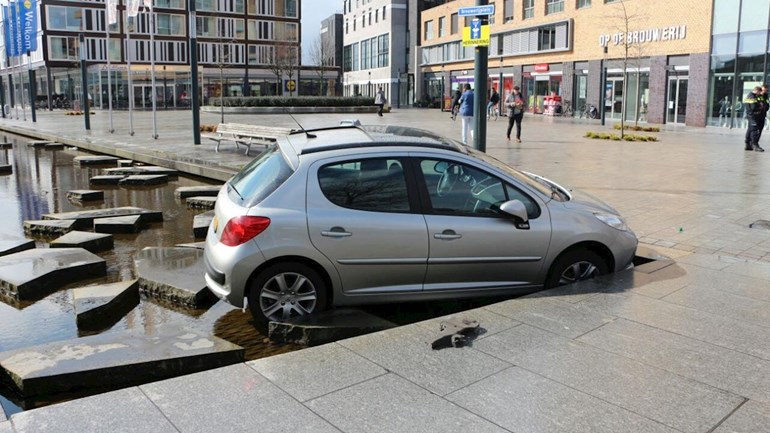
[307,36,336,96]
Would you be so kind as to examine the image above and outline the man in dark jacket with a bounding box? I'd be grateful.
[744,86,766,152]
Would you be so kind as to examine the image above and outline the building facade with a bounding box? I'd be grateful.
[0,0,305,111]
[419,0,715,126]
[320,13,343,95]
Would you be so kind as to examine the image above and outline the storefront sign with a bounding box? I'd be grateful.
[599,25,687,47]
[534,64,549,72]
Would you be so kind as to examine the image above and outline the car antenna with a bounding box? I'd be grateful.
[287,112,316,139]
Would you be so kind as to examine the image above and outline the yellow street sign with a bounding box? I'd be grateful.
[462,24,490,47]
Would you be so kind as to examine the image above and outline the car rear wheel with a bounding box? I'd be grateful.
[545,250,609,289]
[247,262,328,326]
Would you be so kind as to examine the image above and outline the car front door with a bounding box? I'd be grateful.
[415,156,552,291]
[306,156,429,294]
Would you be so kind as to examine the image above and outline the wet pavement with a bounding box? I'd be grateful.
[0,108,770,431]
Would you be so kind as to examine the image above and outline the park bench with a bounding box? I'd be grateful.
[203,123,294,156]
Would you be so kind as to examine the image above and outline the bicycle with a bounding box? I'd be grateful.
[560,101,574,117]
[450,104,460,121]
[487,104,499,121]
[578,104,599,119]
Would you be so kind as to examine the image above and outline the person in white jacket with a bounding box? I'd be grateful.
[374,88,387,116]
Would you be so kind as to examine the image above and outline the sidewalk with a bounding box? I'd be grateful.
[1,108,770,432]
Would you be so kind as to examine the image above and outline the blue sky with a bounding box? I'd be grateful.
[301,0,342,64]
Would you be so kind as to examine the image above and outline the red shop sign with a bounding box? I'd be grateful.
[534,63,549,72]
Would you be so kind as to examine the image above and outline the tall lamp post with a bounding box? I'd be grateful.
[368,71,371,96]
[189,0,201,144]
[396,68,401,108]
[440,64,445,112]
[79,33,90,130]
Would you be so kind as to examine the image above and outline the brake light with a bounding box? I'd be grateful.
[220,216,271,246]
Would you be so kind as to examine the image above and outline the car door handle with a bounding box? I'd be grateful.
[321,227,352,238]
[434,230,462,240]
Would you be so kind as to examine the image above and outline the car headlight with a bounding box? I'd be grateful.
[594,213,630,231]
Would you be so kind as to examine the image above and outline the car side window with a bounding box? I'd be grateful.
[418,159,508,216]
[505,184,541,219]
[318,158,410,212]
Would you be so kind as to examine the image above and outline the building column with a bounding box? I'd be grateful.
[562,62,574,107]
[686,53,709,127]
[587,60,602,110]
[511,65,522,87]
[648,55,667,125]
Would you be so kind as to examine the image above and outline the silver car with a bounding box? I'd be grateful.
[204,125,637,326]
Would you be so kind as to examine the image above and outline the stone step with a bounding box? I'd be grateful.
[103,166,178,178]
[43,143,64,151]
[186,196,217,209]
[176,241,206,249]
[0,248,106,300]
[89,175,125,186]
[73,280,140,330]
[66,190,104,202]
[0,326,244,396]
[117,159,133,167]
[118,174,169,187]
[0,142,11,149]
[0,236,35,257]
[42,206,163,230]
[73,156,119,166]
[0,165,10,175]
[268,308,398,346]
[50,231,114,253]
[134,247,215,308]
[93,215,143,234]
[26,140,52,147]
[175,185,222,199]
[23,219,76,237]
[193,211,214,239]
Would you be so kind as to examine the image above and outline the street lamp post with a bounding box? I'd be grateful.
[79,33,90,130]
[440,64,445,112]
[396,68,401,109]
[368,71,371,96]
[189,0,201,144]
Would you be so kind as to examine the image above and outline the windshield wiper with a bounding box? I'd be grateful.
[229,183,244,201]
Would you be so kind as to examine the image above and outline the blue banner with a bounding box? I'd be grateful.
[7,3,19,57]
[19,0,37,53]
[13,1,22,56]
[2,6,11,57]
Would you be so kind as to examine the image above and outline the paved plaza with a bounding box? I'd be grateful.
[1,107,770,431]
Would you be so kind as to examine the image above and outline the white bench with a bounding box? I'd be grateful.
[203,123,294,156]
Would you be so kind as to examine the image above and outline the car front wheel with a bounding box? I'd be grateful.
[247,262,328,326]
[545,250,609,289]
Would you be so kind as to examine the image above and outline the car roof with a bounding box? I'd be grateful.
[283,125,468,159]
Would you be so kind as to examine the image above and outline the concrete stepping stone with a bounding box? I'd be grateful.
[73,280,140,330]
[0,326,244,396]
[50,231,114,252]
[0,248,106,300]
[176,241,206,249]
[66,190,104,202]
[118,174,169,187]
[0,142,11,149]
[89,175,125,186]
[175,185,222,199]
[134,247,215,307]
[104,166,178,178]
[0,165,10,175]
[193,211,214,238]
[0,235,35,257]
[268,308,397,346]
[117,159,133,167]
[73,155,119,166]
[43,143,64,151]
[94,215,143,234]
[186,196,216,209]
[43,206,163,230]
[26,140,52,147]
[23,219,76,237]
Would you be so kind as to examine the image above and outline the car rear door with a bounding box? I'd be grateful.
[306,155,429,294]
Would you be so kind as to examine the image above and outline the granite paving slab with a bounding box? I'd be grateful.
[0,248,106,300]
[118,174,169,186]
[9,387,179,433]
[248,343,387,402]
[713,400,770,433]
[43,206,163,229]
[446,366,680,433]
[93,215,142,234]
[415,306,521,340]
[721,260,770,281]
[338,324,511,396]
[103,166,178,177]
[50,231,114,252]
[185,196,216,209]
[674,253,749,271]
[23,219,76,237]
[577,292,770,360]
[193,210,213,238]
[306,373,508,433]
[89,175,125,185]
[73,155,119,166]
[268,308,397,346]
[578,319,770,404]
[0,236,35,257]
[661,284,770,327]
[175,185,222,199]
[65,190,104,202]
[0,326,244,396]
[175,241,205,249]
[134,247,214,307]
[73,280,140,330]
[141,364,341,433]
[676,263,770,302]
[474,324,744,433]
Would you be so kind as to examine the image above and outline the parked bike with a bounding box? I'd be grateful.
[579,104,599,119]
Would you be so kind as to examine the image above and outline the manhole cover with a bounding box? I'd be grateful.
[749,220,770,230]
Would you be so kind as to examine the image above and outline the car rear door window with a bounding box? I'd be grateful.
[229,145,293,205]
[318,158,410,212]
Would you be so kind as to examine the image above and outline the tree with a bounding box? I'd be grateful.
[268,25,300,97]
[307,35,335,96]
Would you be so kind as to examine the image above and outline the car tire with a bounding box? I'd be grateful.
[247,262,328,327]
[545,249,609,289]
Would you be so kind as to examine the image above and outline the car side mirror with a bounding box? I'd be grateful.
[499,200,530,229]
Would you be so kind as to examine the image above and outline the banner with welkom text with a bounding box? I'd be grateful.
[4,3,19,57]
[19,0,38,53]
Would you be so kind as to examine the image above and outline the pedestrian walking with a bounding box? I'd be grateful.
[374,87,387,116]
[458,83,474,145]
[744,86,765,152]
[487,87,500,118]
[505,86,525,143]
[450,89,462,120]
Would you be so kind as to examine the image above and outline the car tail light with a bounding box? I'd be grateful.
[220,216,271,246]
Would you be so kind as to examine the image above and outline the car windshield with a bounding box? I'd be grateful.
[228,145,294,205]
[465,147,564,201]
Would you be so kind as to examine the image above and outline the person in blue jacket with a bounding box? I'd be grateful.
[458,83,474,145]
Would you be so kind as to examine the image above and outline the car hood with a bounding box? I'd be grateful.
[563,189,621,215]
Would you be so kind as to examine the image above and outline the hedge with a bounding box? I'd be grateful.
[584,132,659,142]
[209,96,375,107]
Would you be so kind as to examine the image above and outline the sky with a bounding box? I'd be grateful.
[301,0,343,64]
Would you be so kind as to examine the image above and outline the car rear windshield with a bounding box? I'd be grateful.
[228,145,294,205]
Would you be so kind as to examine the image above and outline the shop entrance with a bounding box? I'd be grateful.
[133,84,172,109]
[605,77,624,120]
[667,76,688,124]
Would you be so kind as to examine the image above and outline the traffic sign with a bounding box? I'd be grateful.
[462,19,490,47]
[458,5,495,16]
[285,79,296,92]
